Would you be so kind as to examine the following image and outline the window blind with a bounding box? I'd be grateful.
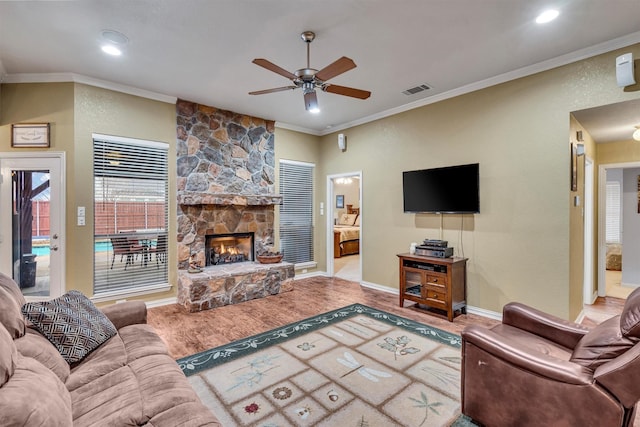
[93,137,169,296]
[279,160,314,265]
[606,181,621,244]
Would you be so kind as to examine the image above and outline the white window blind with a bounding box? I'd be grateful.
[606,181,621,243]
[279,160,314,265]
[93,136,169,296]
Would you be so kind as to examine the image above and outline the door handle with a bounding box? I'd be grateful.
[51,245,59,251]
[52,234,59,239]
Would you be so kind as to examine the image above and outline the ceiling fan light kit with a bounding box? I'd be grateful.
[249,31,371,112]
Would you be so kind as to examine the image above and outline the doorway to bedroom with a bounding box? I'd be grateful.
[327,172,362,282]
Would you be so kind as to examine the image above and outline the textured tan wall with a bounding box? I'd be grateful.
[72,84,176,302]
[569,114,598,310]
[274,127,323,273]
[315,43,640,319]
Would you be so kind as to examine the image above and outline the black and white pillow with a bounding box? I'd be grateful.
[21,290,117,364]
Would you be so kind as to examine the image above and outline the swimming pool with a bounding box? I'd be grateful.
[31,241,112,256]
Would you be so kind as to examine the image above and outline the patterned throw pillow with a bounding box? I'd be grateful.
[21,290,117,364]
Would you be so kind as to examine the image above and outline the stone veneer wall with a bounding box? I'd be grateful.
[175,100,279,270]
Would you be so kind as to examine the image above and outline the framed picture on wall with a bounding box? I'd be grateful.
[336,195,344,209]
[11,123,50,148]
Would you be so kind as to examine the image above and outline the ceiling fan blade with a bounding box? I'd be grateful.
[249,86,298,95]
[323,84,371,100]
[304,90,319,112]
[252,58,297,80]
[315,56,356,82]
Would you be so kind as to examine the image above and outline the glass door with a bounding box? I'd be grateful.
[0,154,65,299]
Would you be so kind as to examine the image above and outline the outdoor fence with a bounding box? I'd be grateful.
[31,201,166,237]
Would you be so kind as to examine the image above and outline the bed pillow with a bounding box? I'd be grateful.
[21,290,117,364]
[338,213,358,226]
[354,215,361,226]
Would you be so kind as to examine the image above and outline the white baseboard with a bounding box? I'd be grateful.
[574,309,586,324]
[294,270,329,280]
[466,305,502,321]
[360,280,503,321]
[145,297,177,308]
[360,280,398,295]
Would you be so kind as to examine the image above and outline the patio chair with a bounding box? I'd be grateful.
[149,234,168,268]
[110,237,143,270]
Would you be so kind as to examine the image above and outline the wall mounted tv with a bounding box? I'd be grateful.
[403,163,480,213]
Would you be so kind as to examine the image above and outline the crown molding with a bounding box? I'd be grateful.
[274,121,322,136]
[3,30,639,136]
[2,72,177,104]
[317,31,640,136]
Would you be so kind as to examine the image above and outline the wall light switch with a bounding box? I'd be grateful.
[77,216,85,226]
[77,206,85,217]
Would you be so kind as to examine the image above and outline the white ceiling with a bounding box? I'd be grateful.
[1,0,640,136]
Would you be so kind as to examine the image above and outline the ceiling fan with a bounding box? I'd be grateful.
[249,31,371,112]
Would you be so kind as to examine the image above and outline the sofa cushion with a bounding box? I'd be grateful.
[130,354,203,420]
[570,315,635,370]
[0,271,26,306]
[21,290,117,364]
[147,402,223,427]
[0,325,17,386]
[119,324,170,362]
[0,283,26,339]
[15,328,70,383]
[620,286,640,339]
[0,354,73,426]
[66,333,127,391]
[70,365,144,427]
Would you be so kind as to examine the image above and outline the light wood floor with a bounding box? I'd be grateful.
[147,276,622,359]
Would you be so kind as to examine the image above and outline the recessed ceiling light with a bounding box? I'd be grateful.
[101,29,129,45]
[101,45,122,56]
[536,9,559,24]
[100,29,128,56]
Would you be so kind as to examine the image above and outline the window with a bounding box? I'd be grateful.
[93,135,169,297]
[606,181,621,243]
[279,160,314,265]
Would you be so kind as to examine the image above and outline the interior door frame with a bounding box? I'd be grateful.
[583,157,594,304]
[0,151,66,299]
[326,171,362,278]
[597,161,640,297]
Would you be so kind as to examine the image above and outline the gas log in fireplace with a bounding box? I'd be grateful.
[205,232,254,266]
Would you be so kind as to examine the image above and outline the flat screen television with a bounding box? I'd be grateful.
[403,163,480,213]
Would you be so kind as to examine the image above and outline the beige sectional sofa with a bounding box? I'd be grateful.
[0,272,220,426]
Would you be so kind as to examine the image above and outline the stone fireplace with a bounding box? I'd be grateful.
[175,100,294,312]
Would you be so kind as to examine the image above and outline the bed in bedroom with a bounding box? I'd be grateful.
[333,205,360,258]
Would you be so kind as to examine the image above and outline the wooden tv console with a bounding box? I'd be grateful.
[397,253,468,321]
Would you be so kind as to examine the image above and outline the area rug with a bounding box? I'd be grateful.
[178,304,474,426]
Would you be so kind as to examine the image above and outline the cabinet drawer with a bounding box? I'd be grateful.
[425,275,447,288]
[424,289,447,308]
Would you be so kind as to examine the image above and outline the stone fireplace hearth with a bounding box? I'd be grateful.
[175,100,294,312]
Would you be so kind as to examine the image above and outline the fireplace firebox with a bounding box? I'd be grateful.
[205,232,254,266]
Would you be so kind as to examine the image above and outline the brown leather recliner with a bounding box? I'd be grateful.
[462,288,640,427]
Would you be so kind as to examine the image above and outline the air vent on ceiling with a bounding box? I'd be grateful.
[402,84,431,96]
